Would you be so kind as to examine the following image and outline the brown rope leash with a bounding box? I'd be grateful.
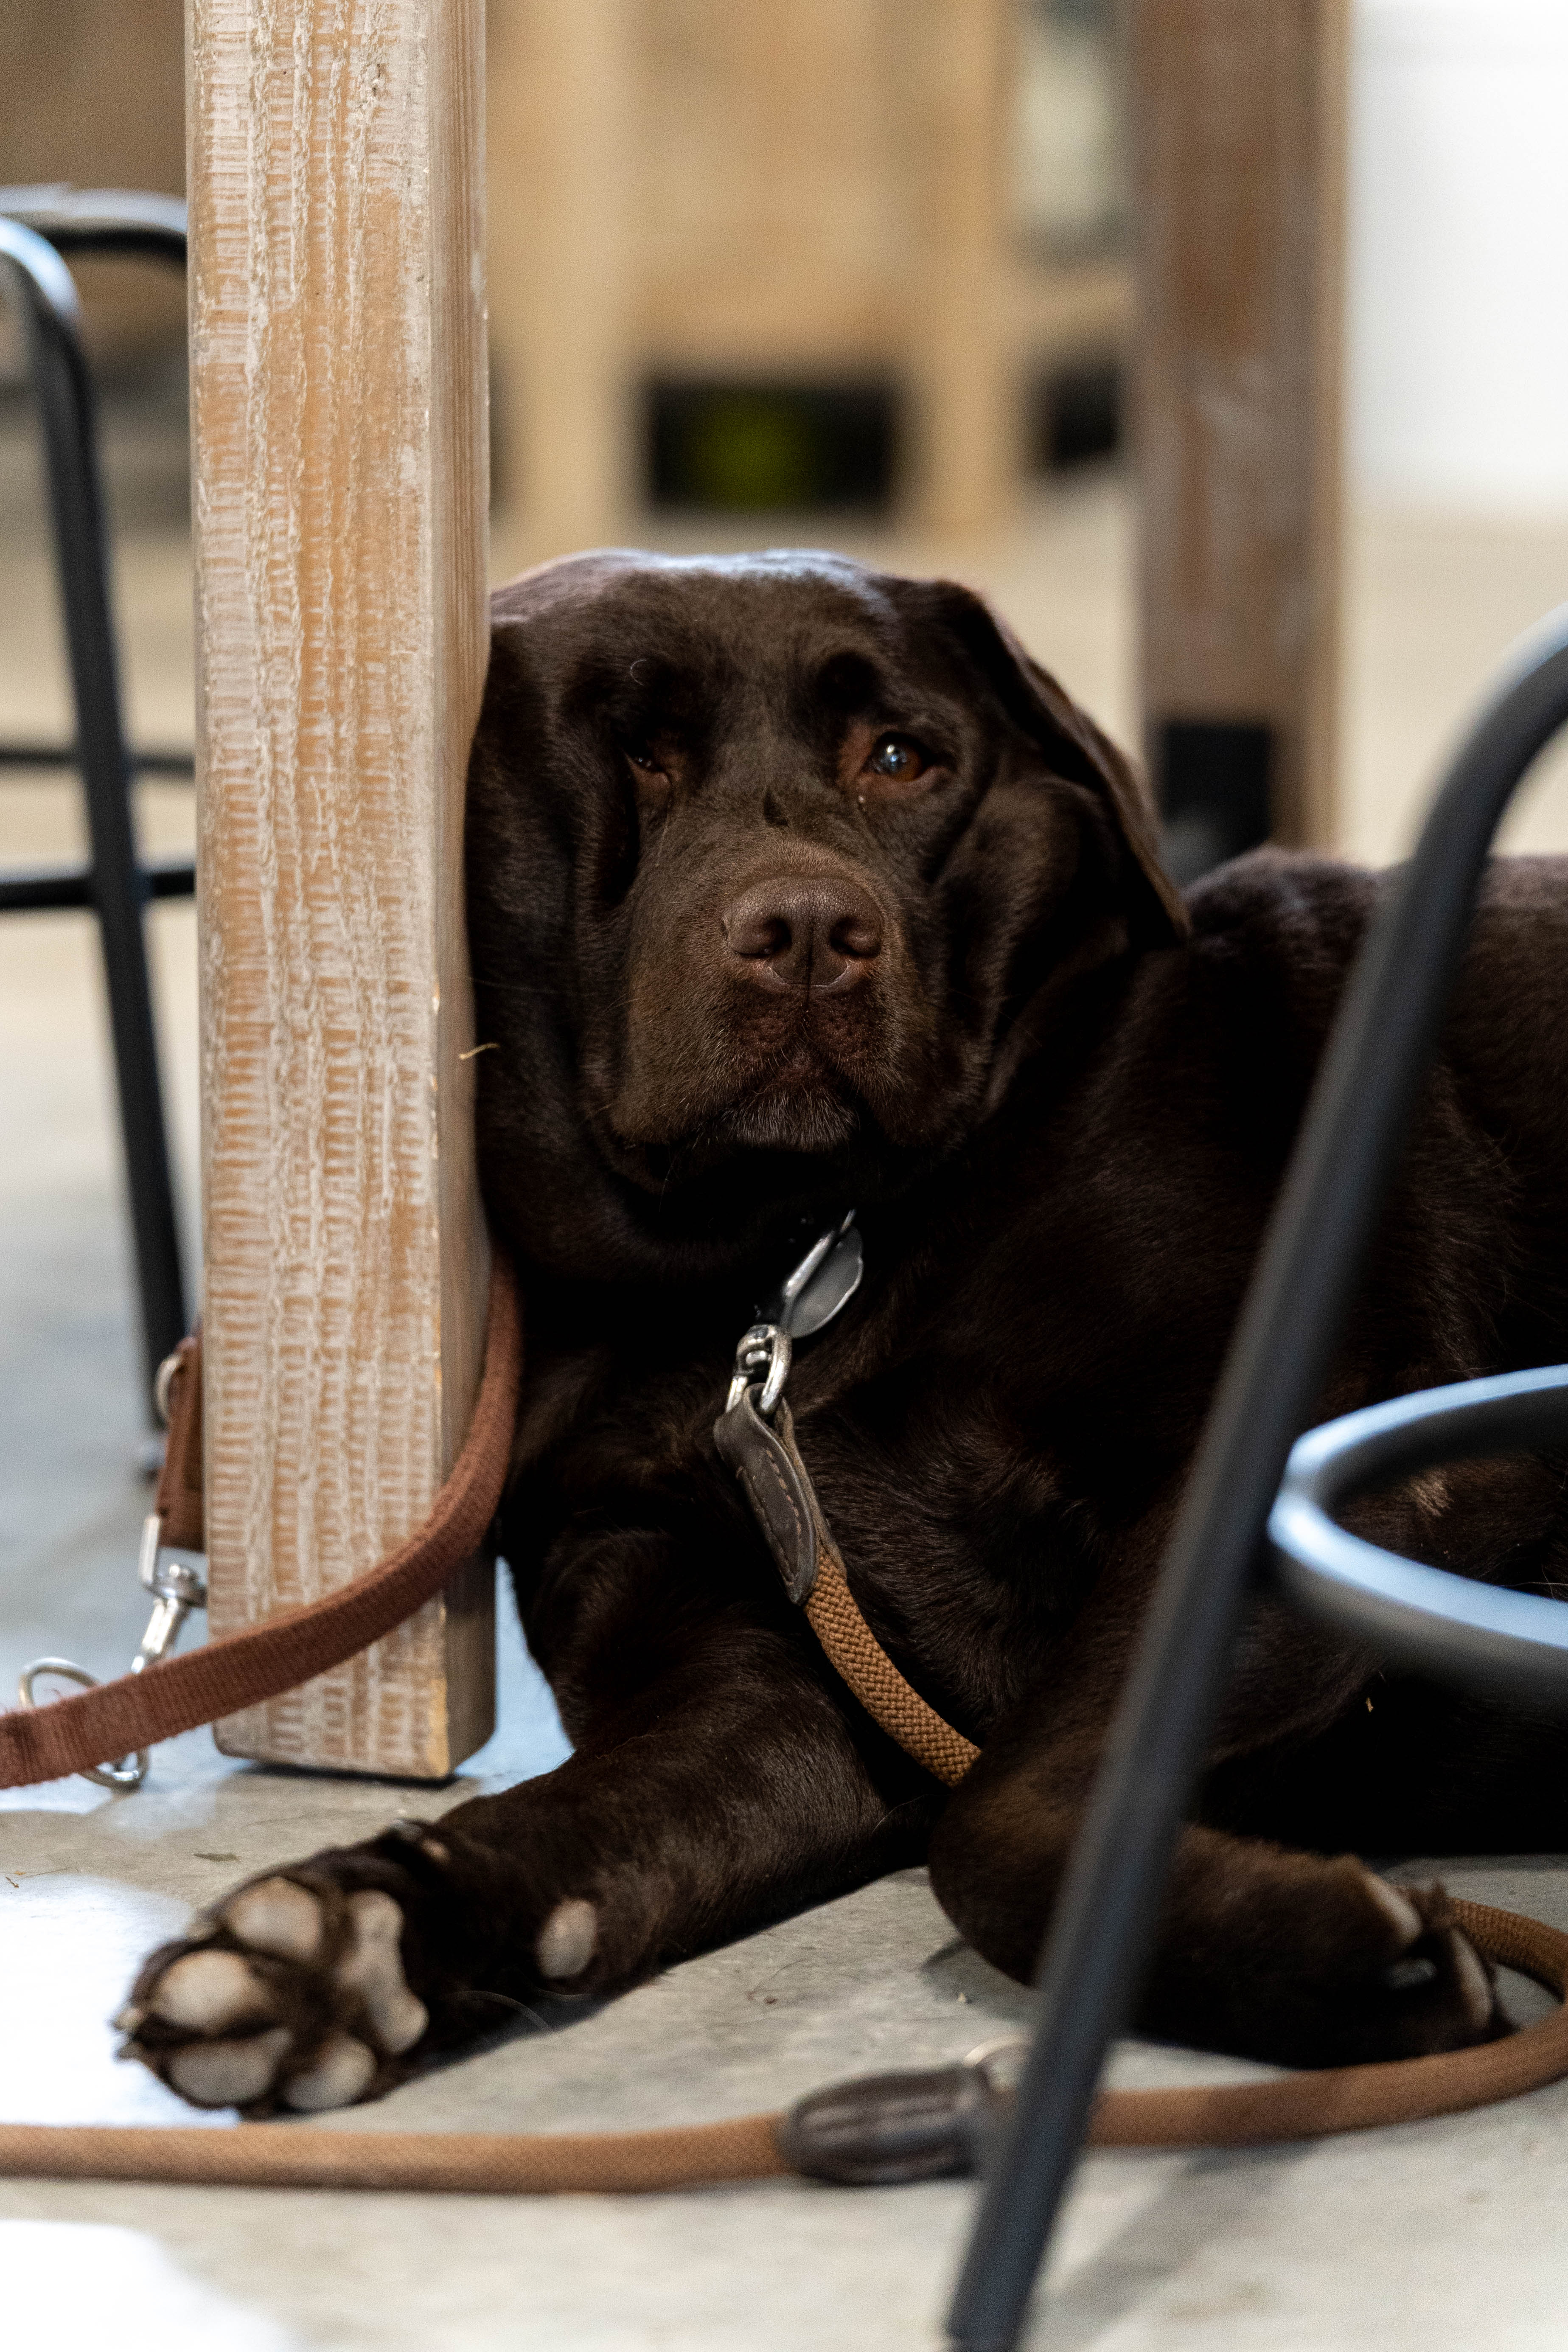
[7,1246,1568,2186]
[787,1401,980,1787]
[3,1901,1565,2188]
[0,2111,794,2193]
[805,1560,979,1785]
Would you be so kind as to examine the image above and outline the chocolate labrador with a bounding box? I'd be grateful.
[122,549,1568,2116]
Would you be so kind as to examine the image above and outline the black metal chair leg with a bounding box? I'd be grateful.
[0,215,189,1403]
[947,606,1568,2352]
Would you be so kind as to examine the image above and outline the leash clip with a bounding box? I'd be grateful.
[17,1519,208,1792]
[725,1322,792,1422]
[716,1213,865,1600]
[722,1209,864,1424]
[134,1510,208,1667]
[18,1340,208,1792]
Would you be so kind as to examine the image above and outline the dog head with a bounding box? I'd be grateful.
[466,549,1186,1282]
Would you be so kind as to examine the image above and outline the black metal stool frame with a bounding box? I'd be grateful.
[0,190,193,1407]
[1272,1361,1568,1696]
[948,604,1568,2351]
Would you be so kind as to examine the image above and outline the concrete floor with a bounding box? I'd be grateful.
[4,457,1568,2349]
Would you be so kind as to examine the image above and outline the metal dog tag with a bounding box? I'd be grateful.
[762,1212,864,1342]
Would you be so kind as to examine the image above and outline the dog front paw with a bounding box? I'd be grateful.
[117,1867,435,2114]
[118,1823,611,2116]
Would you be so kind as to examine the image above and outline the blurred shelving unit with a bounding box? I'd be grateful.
[486,0,1131,550]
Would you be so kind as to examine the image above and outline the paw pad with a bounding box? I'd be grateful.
[118,1872,429,2115]
[282,2032,379,2112]
[147,1948,276,2034]
[224,1876,325,1962]
[536,1897,597,1982]
[335,1891,428,2054]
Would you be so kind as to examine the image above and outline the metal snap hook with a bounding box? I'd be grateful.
[725,1323,792,1421]
[17,1513,209,1792]
[16,1656,148,1790]
[152,1342,184,1430]
[962,2035,1029,2094]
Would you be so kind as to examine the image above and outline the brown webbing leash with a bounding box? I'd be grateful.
[0,1260,521,1792]
[6,1243,1568,2190]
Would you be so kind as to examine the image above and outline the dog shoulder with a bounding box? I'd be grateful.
[1184,845,1377,956]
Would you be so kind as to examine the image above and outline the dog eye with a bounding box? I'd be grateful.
[863,734,928,783]
[623,742,668,783]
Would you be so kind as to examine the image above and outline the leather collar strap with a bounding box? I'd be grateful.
[0,1258,521,1791]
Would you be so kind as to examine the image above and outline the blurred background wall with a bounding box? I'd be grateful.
[1,0,1565,855]
[483,0,1130,552]
[1350,0,1568,516]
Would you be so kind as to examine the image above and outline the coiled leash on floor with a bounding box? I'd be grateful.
[6,1223,1568,2193]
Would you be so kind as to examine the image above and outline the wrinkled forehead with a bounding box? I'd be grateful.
[501,553,957,721]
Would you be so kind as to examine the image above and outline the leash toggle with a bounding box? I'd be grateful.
[778,2039,1023,2185]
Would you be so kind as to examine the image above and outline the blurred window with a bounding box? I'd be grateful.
[1013,0,1127,262]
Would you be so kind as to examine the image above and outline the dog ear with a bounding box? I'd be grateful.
[923,580,1190,949]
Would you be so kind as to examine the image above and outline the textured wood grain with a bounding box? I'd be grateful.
[1133,0,1348,847]
[189,0,494,1775]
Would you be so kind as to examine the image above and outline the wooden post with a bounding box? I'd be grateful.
[188,0,494,1776]
[1133,0,1348,852]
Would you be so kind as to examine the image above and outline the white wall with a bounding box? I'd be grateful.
[1349,0,1568,514]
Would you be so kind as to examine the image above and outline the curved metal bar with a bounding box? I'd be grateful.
[1271,1367,1568,1695]
[0,214,189,1394]
[0,185,187,265]
[948,607,1568,2352]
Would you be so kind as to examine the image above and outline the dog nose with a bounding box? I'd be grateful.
[722,876,884,991]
